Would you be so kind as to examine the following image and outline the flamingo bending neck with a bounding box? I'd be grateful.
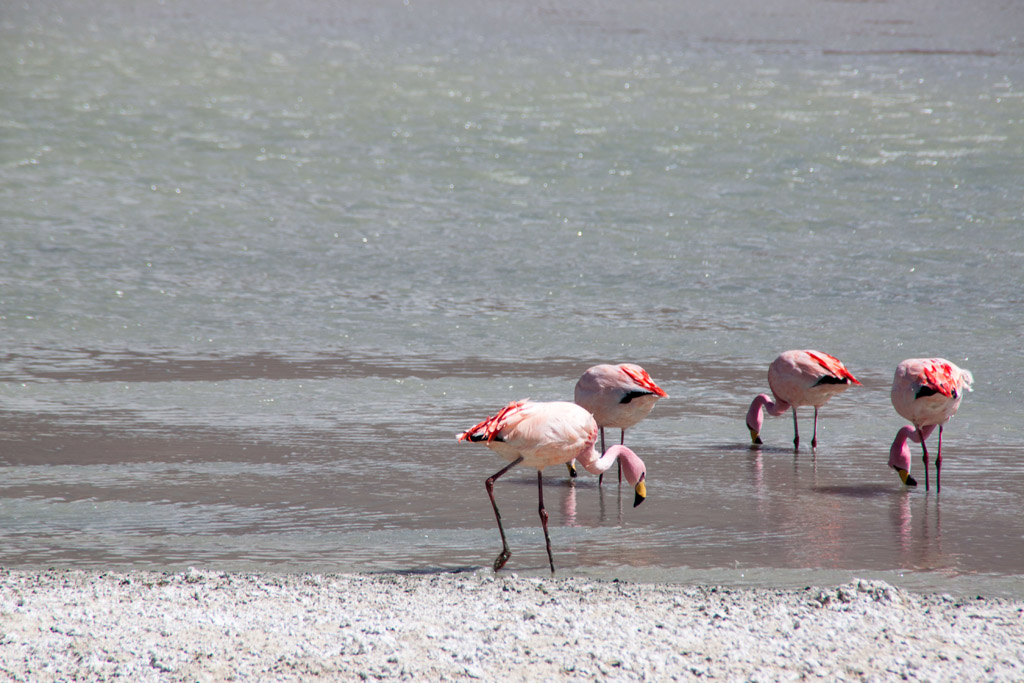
[889,424,936,486]
[579,445,647,507]
[745,393,791,441]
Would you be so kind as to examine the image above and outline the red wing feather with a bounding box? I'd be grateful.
[457,400,529,442]
[921,361,957,398]
[620,366,668,397]
[806,351,861,385]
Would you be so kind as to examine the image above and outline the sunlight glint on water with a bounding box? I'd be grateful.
[1,0,1023,596]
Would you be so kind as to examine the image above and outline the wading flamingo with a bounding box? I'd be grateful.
[889,358,973,492]
[457,399,648,572]
[746,350,861,449]
[573,363,667,482]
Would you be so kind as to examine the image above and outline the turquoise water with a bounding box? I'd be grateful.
[2,0,1023,596]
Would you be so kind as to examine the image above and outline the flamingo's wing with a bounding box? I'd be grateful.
[456,400,530,443]
[806,351,861,385]
[620,364,669,398]
[502,403,598,467]
[506,406,589,450]
[916,360,972,399]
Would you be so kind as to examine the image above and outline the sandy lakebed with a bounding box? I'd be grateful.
[0,568,1021,681]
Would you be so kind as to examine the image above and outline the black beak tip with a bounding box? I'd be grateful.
[633,493,646,508]
[906,474,918,487]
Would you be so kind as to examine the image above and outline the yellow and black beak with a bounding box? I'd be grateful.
[748,426,763,445]
[566,461,577,478]
[895,467,918,487]
[633,478,647,508]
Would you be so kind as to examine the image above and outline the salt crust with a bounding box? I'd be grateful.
[1,568,1022,681]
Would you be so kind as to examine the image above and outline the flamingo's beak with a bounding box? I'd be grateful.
[633,479,647,507]
[748,426,763,445]
[895,468,917,487]
[566,461,577,478]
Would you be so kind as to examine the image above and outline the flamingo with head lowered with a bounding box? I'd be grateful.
[458,399,647,573]
[573,363,667,482]
[889,358,973,492]
[746,350,861,450]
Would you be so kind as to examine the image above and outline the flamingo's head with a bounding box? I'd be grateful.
[745,394,770,445]
[608,445,648,507]
[888,426,918,487]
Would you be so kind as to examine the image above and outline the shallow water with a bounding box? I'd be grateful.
[2,0,1023,596]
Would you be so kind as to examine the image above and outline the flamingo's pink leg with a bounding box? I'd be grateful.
[917,427,931,492]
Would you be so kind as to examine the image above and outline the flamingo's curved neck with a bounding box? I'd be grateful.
[579,446,642,486]
[580,447,618,477]
[746,393,790,432]
[889,424,936,470]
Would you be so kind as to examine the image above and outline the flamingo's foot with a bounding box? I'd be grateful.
[894,467,917,487]
[566,461,577,478]
[493,548,512,572]
[748,426,763,446]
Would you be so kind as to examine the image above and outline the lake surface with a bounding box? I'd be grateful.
[2,0,1023,597]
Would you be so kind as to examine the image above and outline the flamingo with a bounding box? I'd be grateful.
[573,363,667,482]
[457,399,648,572]
[889,358,973,492]
[745,350,861,449]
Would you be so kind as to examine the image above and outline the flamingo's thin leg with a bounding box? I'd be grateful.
[918,427,930,492]
[537,470,554,573]
[485,456,524,572]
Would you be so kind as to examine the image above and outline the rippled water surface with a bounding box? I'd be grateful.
[2,0,1023,596]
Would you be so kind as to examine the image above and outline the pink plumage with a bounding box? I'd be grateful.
[888,358,973,491]
[457,400,599,470]
[573,363,666,482]
[574,363,668,434]
[745,350,861,449]
[458,399,648,572]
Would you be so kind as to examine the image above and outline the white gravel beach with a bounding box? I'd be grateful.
[1,568,1021,681]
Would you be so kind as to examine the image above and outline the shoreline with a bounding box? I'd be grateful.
[1,568,1021,681]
